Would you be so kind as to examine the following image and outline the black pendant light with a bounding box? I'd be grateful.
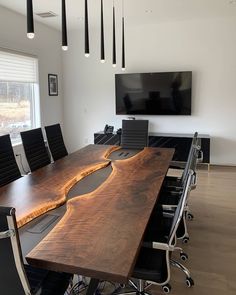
[100,0,105,63]
[26,0,34,39]
[112,1,116,67]
[62,0,68,51]
[121,0,126,71]
[122,16,125,71]
[85,0,90,57]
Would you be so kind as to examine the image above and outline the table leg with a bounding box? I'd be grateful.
[86,278,100,295]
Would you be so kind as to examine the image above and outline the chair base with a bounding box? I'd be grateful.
[112,279,171,295]
[112,259,194,295]
[112,280,153,295]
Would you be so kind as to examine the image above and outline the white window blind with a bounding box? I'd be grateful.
[0,49,38,83]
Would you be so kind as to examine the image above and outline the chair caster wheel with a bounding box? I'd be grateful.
[187,213,194,221]
[162,284,171,293]
[180,252,188,261]
[186,277,194,288]
[119,284,126,288]
[182,237,189,244]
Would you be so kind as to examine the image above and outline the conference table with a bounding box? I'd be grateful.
[0,144,174,293]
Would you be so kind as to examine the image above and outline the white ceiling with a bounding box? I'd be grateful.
[0,0,236,30]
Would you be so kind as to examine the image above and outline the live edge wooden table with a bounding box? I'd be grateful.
[0,144,174,291]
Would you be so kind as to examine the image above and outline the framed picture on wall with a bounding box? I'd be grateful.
[48,74,58,96]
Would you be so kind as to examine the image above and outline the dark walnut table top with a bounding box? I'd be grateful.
[0,144,118,227]
[26,147,174,283]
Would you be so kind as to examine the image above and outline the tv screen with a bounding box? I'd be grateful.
[115,71,192,115]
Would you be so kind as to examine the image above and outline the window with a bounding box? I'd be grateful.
[0,49,40,144]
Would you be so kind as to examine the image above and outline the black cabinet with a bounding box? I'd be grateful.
[94,132,120,145]
[148,135,192,162]
[148,133,210,163]
[94,132,210,164]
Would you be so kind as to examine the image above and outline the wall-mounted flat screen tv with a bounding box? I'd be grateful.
[115,71,192,115]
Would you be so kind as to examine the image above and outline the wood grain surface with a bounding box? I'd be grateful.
[26,147,174,283]
[0,145,118,227]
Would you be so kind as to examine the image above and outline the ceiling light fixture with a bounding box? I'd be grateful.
[26,0,34,39]
[85,0,90,57]
[121,0,125,71]
[100,0,105,63]
[112,1,116,68]
[62,0,68,51]
[25,0,128,69]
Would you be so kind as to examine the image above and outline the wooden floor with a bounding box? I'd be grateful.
[149,166,236,295]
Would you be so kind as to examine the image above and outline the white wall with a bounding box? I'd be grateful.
[63,17,236,165]
[0,6,64,172]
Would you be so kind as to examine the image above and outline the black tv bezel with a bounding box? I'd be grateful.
[115,71,192,116]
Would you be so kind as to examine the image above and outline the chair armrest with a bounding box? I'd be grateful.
[142,241,169,251]
[152,242,176,252]
[166,190,182,196]
[163,211,175,218]
[152,242,170,251]
[162,205,177,211]
[0,229,15,239]
[163,184,183,191]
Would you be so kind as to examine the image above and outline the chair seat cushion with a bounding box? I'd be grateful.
[133,247,168,284]
[25,264,72,295]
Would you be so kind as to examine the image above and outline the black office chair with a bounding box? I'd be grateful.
[121,120,149,149]
[123,171,194,294]
[45,123,68,161]
[0,134,21,187]
[20,128,51,172]
[0,206,72,295]
[163,132,201,190]
[158,141,201,244]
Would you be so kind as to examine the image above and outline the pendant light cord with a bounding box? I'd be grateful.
[122,0,124,17]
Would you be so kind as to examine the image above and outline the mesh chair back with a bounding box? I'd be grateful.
[45,124,68,161]
[21,128,51,172]
[190,142,201,172]
[121,120,149,149]
[189,139,201,188]
[0,206,31,295]
[181,132,198,183]
[0,134,21,187]
[168,171,193,244]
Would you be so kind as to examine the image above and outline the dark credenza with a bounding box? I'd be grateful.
[94,132,210,164]
[94,132,120,145]
[148,133,210,164]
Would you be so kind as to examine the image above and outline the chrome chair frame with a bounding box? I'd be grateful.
[0,207,32,294]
